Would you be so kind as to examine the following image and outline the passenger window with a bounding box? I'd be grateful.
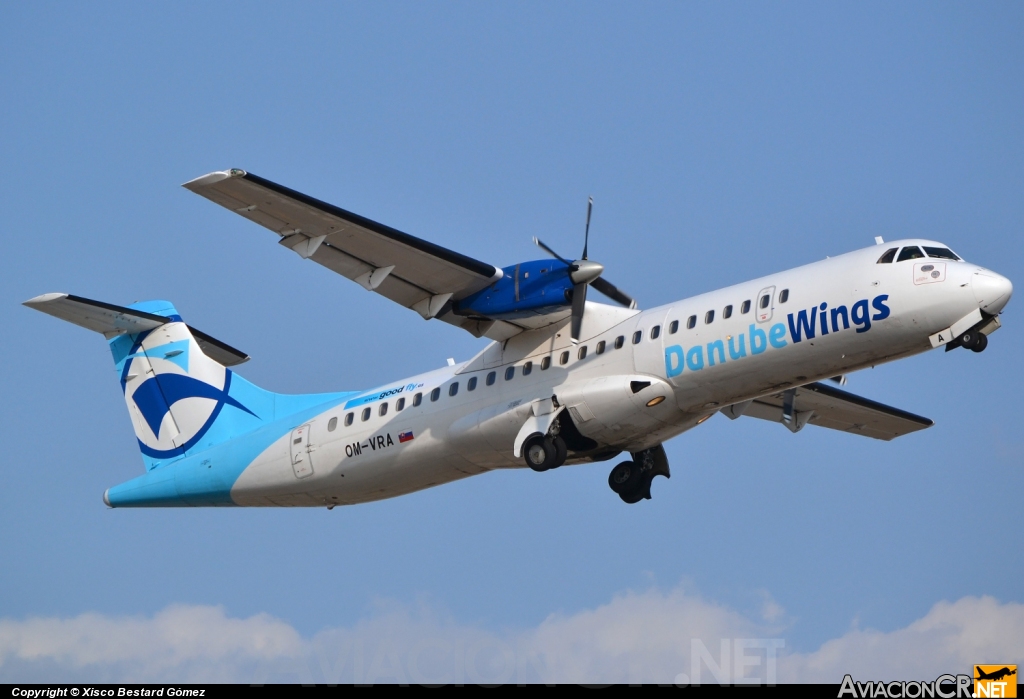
[596,340,606,354]
[523,361,533,376]
[759,294,770,309]
[877,248,898,264]
[705,310,714,324]
[632,331,642,344]
[379,402,388,416]
[486,371,496,386]
[779,289,789,304]
[741,300,751,314]
[467,377,477,391]
[669,320,679,334]
[923,246,961,261]
[345,412,354,426]
[396,397,405,411]
[449,382,458,397]
[430,387,440,402]
[361,407,371,422]
[328,417,338,432]
[578,345,588,360]
[650,325,661,340]
[413,392,422,407]
[505,366,515,380]
[541,356,551,370]
[687,315,696,329]
[614,336,624,349]
[723,305,733,319]
[560,351,569,365]
[897,246,925,262]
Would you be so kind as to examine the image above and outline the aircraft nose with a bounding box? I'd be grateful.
[973,269,1013,314]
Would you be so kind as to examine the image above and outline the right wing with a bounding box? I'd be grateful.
[183,169,524,341]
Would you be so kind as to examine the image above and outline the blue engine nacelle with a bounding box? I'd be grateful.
[453,259,574,321]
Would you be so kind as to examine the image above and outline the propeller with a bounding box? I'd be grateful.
[533,197,637,343]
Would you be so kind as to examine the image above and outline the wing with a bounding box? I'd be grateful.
[723,382,933,441]
[183,169,523,341]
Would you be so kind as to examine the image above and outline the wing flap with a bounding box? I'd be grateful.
[741,382,932,441]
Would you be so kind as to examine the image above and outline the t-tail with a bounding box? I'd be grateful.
[24,293,352,506]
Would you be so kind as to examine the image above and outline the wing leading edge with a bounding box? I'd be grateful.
[183,169,525,341]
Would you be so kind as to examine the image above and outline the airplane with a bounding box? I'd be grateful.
[975,667,1016,682]
[24,169,1013,508]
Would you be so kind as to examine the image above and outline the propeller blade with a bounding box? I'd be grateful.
[582,196,593,260]
[570,282,587,343]
[591,277,637,309]
[532,237,571,266]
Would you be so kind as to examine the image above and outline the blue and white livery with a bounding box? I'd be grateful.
[24,170,1013,507]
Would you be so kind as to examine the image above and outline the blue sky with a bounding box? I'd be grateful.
[1,2,1021,683]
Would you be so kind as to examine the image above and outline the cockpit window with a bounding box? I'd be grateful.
[896,246,925,262]
[923,246,961,261]
[877,248,898,264]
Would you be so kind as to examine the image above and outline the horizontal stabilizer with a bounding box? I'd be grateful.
[733,381,932,441]
[23,293,250,366]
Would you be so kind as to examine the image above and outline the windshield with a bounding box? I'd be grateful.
[923,246,961,261]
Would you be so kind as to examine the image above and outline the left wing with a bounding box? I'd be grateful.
[183,169,523,340]
[722,382,933,441]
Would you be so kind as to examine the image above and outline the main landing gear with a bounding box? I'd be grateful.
[523,433,568,472]
[608,444,671,504]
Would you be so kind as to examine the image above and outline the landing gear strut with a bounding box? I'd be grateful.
[608,444,671,504]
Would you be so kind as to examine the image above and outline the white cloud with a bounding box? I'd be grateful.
[1,590,1021,685]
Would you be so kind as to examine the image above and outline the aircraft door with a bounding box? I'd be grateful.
[755,285,776,323]
[633,309,670,377]
[289,424,315,479]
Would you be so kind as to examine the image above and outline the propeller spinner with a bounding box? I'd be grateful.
[533,197,637,343]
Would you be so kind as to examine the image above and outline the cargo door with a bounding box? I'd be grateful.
[289,424,314,479]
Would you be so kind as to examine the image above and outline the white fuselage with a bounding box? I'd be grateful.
[230,239,1009,507]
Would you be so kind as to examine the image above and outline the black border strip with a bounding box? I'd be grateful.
[65,294,169,323]
[241,172,499,279]
[803,382,933,426]
[187,325,249,363]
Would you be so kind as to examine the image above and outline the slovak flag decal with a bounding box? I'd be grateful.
[399,430,414,443]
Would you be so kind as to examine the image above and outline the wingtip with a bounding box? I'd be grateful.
[23,292,68,307]
[181,169,247,189]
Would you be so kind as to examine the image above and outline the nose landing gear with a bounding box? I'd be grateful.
[608,444,671,504]
[958,329,988,353]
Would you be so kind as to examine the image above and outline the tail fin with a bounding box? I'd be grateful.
[25,293,336,471]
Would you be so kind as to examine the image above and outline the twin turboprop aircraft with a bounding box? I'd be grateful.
[25,170,1013,507]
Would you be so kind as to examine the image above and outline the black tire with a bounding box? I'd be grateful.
[971,333,988,353]
[608,460,639,494]
[524,435,556,472]
[960,330,979,350]
[551,436,568,468]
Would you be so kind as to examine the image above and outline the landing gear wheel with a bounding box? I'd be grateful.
[960,330,980,350]
[551,436,568,468]
[524,435,557,472]
[971,333,988,353]
[608,461,640,494]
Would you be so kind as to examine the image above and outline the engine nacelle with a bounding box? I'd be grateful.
[453,259,573,320]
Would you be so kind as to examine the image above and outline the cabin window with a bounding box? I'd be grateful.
[614,335,625,349]
[449,382,459,397]
[877,248,898,264]
[578,345,588,360]
[345,412,354,426]
[328,417,338,432]
[687,315,696,329]
[560,351,570,365]
[705,310,714,324]
[361,407,371,421]
[741,300,751,314]
[779,289,789,304]
[486,371,496,386]
[632,330,642,344]
[759,294,770,309]
[596,340,606,354]
[924,246,961,261]
[396,397,406,411]
[897,246,925,262]
[669,320,679,334]
[467,377,477,391]
[430,387,441,402]
[541,356,551,370]
[523,361,533,376]
[723,305,733,319]
[413,392,422,407]
[379,402,388,416]
[505,366,515,380]
[651,325,661,340]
